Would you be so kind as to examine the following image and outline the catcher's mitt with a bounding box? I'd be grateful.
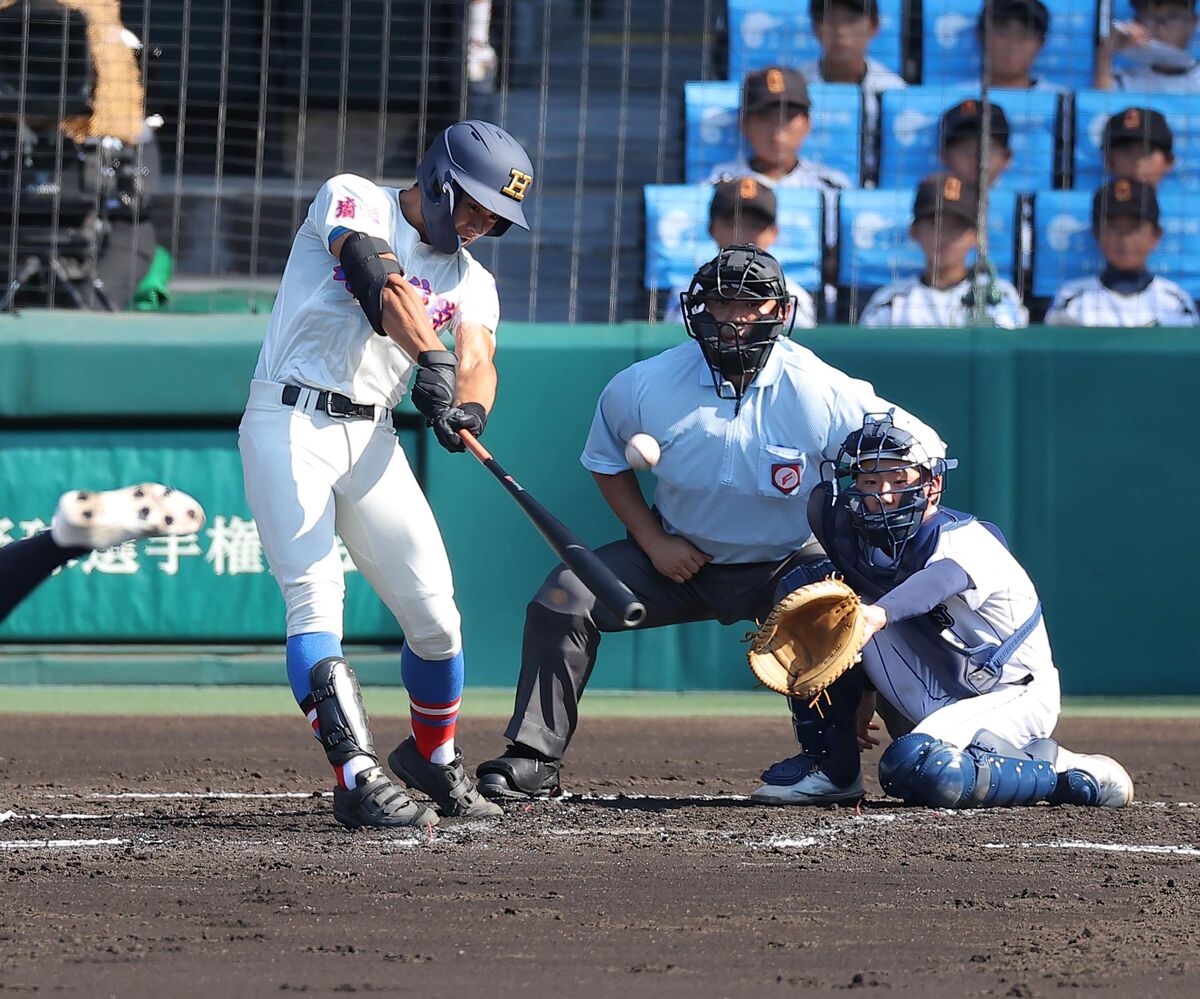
[746,577,866,699]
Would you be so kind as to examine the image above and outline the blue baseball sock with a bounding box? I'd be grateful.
[401,642,464,765]
[285,631,344,705]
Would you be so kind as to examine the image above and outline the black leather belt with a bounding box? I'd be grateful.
[281,384,378,421]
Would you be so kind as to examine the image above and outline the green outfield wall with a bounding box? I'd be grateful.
[1,313,1196,696]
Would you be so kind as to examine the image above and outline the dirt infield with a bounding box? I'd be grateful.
[1,714,1197,997]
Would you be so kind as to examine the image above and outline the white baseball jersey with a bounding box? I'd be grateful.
[254,173,500,409]
[662,276,817,327]
[1114,63,1200,93]
[581,338,944,564]
[1045,273,1199,327]
[856,517,1059,750]
[858,275,1029,329]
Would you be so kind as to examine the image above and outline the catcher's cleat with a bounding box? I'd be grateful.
[1048,755,1134,808]
[333,769,439,830]
[50,482,206,551]
[750,753,863,805]
[388,737,501,818]
[475,747,562,801]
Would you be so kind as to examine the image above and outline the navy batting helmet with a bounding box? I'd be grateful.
[417,120,534,254]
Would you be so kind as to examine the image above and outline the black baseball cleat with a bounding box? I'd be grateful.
[332,769,439,830]
[388,737,502,819]
[475,746,562,800]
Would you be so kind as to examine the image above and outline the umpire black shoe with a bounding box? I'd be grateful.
[475,746,562,800]
[388,737,502,818]
[332,769,439,830]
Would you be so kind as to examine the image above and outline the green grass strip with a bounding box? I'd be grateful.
[1,686,1198,718]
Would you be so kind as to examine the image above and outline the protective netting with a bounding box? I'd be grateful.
[2,1,1197,326]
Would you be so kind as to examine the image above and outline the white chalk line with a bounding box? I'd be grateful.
[984,841,1200,857]
[0,838,128,850]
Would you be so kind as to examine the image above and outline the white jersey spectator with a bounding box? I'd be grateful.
[1045,272,1199,326]
[858,276,1028,328]
[1113,63,1200,92]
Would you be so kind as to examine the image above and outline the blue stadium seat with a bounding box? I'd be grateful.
[643,184,823,293]
[1032,189,1200,299]
[727,0,904,81]
[1074,90,1200,193]
[838,187,1019,290]
[922,0,1098,90]
[683,80,863,185]
[1111,0,1200,61]
[879,87,1060,191]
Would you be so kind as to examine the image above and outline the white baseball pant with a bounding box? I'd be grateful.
[238,380,461,658]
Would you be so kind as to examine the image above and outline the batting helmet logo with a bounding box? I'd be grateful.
[501,168,534,201]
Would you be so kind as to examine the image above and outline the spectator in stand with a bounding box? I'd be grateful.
[664,178,817,328]
[707,66,851,195]
[1102,107,1176,186]
[858,174,1028,328]
[971,0,1065,92]
[1045,178,1198,326]
[799,0,906,181]
[1095,0,1200,92]
[938,99,1013,189]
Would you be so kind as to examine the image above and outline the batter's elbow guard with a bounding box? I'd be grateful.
[338,233,404,337]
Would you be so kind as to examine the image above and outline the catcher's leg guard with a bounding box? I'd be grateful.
[1046,754,1134,808]
[879,730,1058,808]
[761,669,863,787]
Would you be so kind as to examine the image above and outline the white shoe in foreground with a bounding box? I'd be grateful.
[50,483,206,550]
[751,769,864,806]
[1069,754,1134,808]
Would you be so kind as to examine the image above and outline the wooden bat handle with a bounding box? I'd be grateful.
[457,428,491,462]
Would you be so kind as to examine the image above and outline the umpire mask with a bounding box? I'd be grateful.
[680,245,796,402]
[825,412,957,562]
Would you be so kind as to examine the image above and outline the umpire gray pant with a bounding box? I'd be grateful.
[504,537,809,758]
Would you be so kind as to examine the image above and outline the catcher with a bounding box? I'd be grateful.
[749,413,1133,809]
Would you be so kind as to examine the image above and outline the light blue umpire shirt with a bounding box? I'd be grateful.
[581,338,946,565]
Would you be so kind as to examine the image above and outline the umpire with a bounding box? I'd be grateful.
[476,245,945,801]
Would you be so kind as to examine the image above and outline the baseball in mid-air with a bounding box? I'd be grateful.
[624,433,661,470]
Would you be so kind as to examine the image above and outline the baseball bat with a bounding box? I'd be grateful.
[457,429,647,628]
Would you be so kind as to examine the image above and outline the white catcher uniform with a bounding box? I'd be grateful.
[239,173,499,656]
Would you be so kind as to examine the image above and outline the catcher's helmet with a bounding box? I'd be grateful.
[826,412,956,558]
[417,120,534,254]
[680,244,796,400]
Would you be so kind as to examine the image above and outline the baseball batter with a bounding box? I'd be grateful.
[238,120,534,829]
[474,245,945,802]
[757,414,1133,809]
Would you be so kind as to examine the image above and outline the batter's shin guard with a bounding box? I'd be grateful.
[301,657,379,771]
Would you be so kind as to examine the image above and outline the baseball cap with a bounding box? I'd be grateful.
[709,177,778,226]
[742,66,810,116]
[939,99,1012,150]
[980,0,1050,36]
[808,0,880,20]
[1102,107,1174,155]
[912,173,979,226]
[1093,177,1160,226]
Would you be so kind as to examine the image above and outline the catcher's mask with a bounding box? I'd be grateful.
[824,412,957,563]
[680,244,796,403]
[417,120,534,254]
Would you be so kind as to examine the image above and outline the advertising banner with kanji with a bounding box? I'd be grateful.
[0,430,404,641]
